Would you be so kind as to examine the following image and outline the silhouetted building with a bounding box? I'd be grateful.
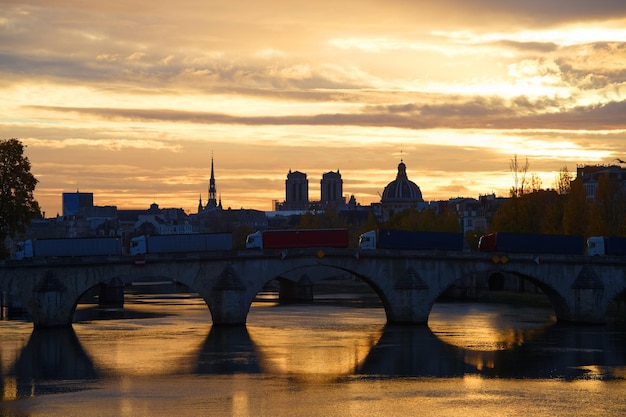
[320,170,344,206]
[380,160,426,221]
[62,192,93,217]
[284,170,309,210]
[576,164,626,201]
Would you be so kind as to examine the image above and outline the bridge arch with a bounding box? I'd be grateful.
[486,267,571,322]
[243,263,392,323]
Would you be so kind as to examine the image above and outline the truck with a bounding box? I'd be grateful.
[130,233,232,256]
[246,229,349,249]
[587,236,626,256]
[358,229,464,251]
[478,232,585,255]
[16,237,123,259]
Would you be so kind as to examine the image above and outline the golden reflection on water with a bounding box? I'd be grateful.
[73,297,211,377]
[73,299,385,381]
[247,303,385,381]
[3,297,626,416]
[2,377,17,401]
[248,326,382,379]
[428,304,554,352]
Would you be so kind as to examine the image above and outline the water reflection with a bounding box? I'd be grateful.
[357,325,466,377]
[74,298,211,377]
[485,324,626,380]
[357,322,626,380]
[2,299,626,406]
[6,327,98,400]
[198,313,626,381]
[196,326,261,374]
[428,302,556,351]
[247,306,384,381]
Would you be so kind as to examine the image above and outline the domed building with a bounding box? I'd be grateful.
[380,159,426,220]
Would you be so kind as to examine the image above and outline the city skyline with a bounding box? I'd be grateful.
[1,1,625,216]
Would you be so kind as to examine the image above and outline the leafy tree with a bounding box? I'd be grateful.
[359,211,379,234]
[465,229,484,251]
[589,173,626,236]
[0,138,41,258]
[384,208,460,232]
[562,177,589,236]
[491,195,526,232]
[296,206,347,230]
[492,190,563,234]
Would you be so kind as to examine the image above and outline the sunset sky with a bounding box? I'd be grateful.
[1,1,625,216]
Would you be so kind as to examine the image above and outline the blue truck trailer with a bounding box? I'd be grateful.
[16,237,123,259]
[478,232,585,255]
[359,229,464,251]
[130,233,233,255]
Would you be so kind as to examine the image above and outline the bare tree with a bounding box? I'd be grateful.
[530,173,542,192]
[509,154,529,197]
[554,166,572,195]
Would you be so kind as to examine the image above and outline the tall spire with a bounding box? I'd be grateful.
[206,152,218,209]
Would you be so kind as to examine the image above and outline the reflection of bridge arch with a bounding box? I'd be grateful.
[1,249,624,327]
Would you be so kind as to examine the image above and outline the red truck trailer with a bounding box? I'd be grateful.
[246,229,349,249]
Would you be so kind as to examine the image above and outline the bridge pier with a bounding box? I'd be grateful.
[564,265,607,324]
[30,271,74,328]
[206,265,250,326]
[208,287,250,325]
[385,267,432,324]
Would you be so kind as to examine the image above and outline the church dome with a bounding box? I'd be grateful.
[381,160,423,202]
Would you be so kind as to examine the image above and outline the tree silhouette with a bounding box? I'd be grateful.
[562,177,589,236]
[0,138,41,258]
[383,208,460,232]
[589,173,626,236]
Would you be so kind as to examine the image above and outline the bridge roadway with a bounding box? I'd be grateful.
[1,248,625,328]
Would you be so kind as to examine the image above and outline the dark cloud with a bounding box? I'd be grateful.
[406,0,626,27]
[493,41,559,53]
[28,96,626,131]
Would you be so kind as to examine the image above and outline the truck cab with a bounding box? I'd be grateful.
[130,236,147,256]
[246,231,263,249]
[358,230,377,250]
[16,240,33,260]
[477,234,497,252]
[587,236,605,256]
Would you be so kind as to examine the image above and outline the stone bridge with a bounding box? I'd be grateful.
[1,248,625,327]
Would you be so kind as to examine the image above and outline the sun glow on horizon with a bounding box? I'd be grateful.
[3,1,624,218]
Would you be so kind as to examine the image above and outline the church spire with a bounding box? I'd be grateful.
[206,152,218,209]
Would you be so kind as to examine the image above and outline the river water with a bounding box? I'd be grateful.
[1,289,626,416]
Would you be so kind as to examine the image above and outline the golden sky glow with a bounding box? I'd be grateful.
[1,0,625,215]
